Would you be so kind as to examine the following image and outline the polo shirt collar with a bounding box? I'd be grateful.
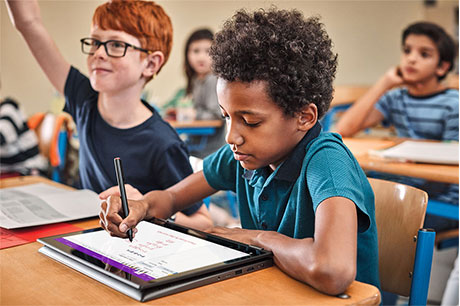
[242,121,322,183]
[275,121,322,182]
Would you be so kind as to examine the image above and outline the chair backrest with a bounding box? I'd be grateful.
[369,178,429,297]
[28,112,72,167]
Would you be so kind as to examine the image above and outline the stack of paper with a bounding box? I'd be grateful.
[370,140,459,165]
[0,183,101,229]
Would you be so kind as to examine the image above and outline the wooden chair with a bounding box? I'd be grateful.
[28,112,73,182]
[369,178,436,306]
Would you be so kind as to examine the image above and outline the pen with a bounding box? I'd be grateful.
[114,157,133,242]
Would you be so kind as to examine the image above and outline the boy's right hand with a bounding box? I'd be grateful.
[381,66,405,89]
[99,190,176,239]
[99,184,143,200]
[99,195,148,239]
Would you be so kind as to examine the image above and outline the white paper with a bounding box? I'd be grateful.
[0,183,101,229]
[370,141,459,165]
[62,221,248,279]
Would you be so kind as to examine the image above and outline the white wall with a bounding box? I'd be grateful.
[1,0,457,116]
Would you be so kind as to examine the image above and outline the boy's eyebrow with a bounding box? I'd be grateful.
[404,44,436,53]
[419,46,436,53]
[219,105,264,116]
[236,110,263,116]
[89,33,127,41]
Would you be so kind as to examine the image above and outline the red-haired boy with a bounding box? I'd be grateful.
[6,0,212,229]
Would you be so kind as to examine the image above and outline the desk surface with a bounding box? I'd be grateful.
[167,119,223,129]
[343,137,459,184]
[1,176,380,305]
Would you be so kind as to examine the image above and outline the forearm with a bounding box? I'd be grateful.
[168,171,217,211]
[143,171,216,219]
[254,232,355,295]
[334,77,392,137]
[6,0,41,29]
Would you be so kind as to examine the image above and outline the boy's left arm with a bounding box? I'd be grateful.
[210,196,357,296]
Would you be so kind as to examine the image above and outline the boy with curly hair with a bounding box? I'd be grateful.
[99,8,380,294]
[6,0,212,230]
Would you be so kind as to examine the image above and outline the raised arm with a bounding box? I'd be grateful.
[334,67,403,137]
[6,0,70,95]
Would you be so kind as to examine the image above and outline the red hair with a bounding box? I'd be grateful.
[92,0,173,74]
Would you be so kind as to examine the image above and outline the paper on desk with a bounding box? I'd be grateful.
[0,183,101,229]
[0,222,83,249]
[369,140,459,165]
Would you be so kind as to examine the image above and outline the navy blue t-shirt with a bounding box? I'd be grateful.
[64,66,200,215]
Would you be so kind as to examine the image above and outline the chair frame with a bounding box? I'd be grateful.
[369,178,436,306]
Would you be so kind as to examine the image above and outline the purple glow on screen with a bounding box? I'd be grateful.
[56,237,155,281]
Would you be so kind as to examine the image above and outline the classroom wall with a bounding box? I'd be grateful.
[1,0,458,116]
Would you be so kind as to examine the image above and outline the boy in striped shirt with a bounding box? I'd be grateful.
[336,21,458,231]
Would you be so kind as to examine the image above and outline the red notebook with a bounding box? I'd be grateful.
[1,222,83,249]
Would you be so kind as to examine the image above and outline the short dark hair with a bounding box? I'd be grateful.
[210,8,337,119]
[184,28,214,95]
[402,21,456,80]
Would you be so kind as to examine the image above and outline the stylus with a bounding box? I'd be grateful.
[114,157,133,242]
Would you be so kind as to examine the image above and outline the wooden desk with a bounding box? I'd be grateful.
[343,137,459,184]
[1,176,380,305]
[168,119,223,129]
[167,120,224,152]
[167,119,223,135]
[331,85,370,107]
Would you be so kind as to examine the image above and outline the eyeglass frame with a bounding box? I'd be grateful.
[80,37,152,58]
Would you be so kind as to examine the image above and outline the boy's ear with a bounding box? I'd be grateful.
[297,103,318,132]
[436,61,451,79]
[143,51,165,78]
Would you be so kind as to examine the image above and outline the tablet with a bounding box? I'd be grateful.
[37,218,273,302]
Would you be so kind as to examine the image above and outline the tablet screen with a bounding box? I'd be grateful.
[45,220,260,286]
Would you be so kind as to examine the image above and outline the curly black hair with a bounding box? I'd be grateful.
[210,8,337,119]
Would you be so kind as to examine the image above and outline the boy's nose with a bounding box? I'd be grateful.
[93,45,108,59]
[225,122,244,147]
[406,52,418,62]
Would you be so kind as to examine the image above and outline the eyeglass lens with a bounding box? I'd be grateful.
[81,39,127,57]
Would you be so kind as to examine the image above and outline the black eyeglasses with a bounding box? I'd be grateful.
[80,37,152,58]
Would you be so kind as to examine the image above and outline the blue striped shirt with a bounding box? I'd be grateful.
[374,87,458,210]
[375,88,459,141]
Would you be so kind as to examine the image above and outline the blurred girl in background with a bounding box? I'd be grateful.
[164,29,225,158]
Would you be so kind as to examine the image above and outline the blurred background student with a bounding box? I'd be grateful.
[163,28,225,158]
[0,97,48,177]
[334,21,458,232]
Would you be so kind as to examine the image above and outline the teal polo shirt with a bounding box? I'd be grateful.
[203,123,380,289]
